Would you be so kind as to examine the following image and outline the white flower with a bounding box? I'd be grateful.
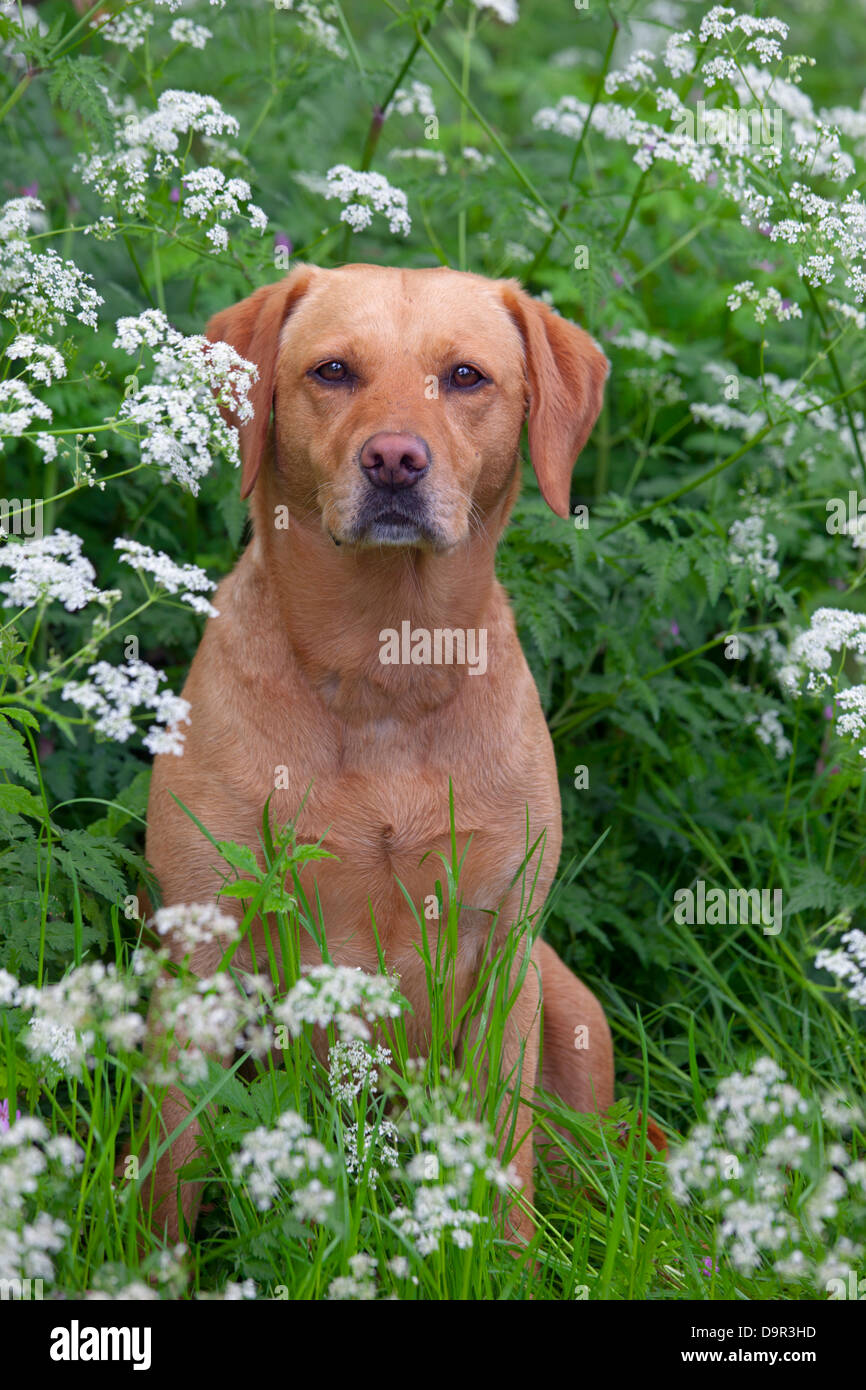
[387,81,437,122]
[329,1039,391,1102]
[95,10,154,51]
[0,197,102,335]
[343,1118,399,1184]
[151,902,240,952]
[5,335,66,386]
[744,708,792,759]
[0,379,52,439]
[274,963,402,1041]
[324,165,411,237]
[472,0,518,22]
[605,50,656,96]
[0,529,101,612]
[113,310,257,494]
[611,329,677,361]
[179,167,268,248]
[76,90,242,223]
[231,1109,334,1211]
[778,607,866,694]
[114,537,219,617]
[816,929,866,1008]
[169,18,212,49]
[277,1,347,59]
[61,658,191,754]
[728,514,780,583]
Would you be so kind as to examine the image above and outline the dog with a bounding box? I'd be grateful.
[144,262,616,1244]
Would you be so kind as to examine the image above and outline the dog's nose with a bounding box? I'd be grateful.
[360,432,430,491]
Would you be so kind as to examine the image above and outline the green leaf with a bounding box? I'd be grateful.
[47,56,114,143]
[54,830,127,901]
[217,841,262,876]
[219,879,259,899]
[0,784,46,820]
[0,716,37,785]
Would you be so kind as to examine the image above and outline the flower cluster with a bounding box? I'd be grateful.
[324,165,411,237]
[275,963,403,1042]
[815,922,866,1008]
[328,1039,392,1103]
[230,1109,334,1213]
[669,1055,865,1286]
[114,537,219,617]
[276,0,347,60]
[727,515,780,584]
[0,529,102,612]
[5,961,149,1077]
[151,901,240,954]
[779,608,866,693]
[532,7,866,320]
[0,197,102,336]
[76,88,266,250]
[113,309,257,493]
[153,966,275,1085]
[61,659,191,757]
[0,1117,82,1285]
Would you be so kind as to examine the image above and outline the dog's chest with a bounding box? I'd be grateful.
[269,717,557,961]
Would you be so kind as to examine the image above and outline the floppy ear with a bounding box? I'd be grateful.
[206,264,317,498]
[500,283,609,519]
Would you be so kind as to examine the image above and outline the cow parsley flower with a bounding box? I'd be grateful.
[343,1118,399,1183]
[0,529,101,612]
[778,608,866,694]
[0,197,102,336]
[151,902,240,952]
[816,928,866,1007]
[95,10,154,50]
[324,165,411,237]
[327,1253,379,1300]
[745,708,793,759]
[669,1056,863,1285]
[472,0,518,22]
[114,537,219,617]
[329,1040,391,1102]
[61,658,191,755]
[18,961,145,1078]
[275,0,347,59]
[275,963,403,1042]
[113,309,256,493]
[5,335,66,386]
[76,90,242,222]
[0,379,52,441]
[178,167,268,245]
[230,1109,334,1211]
[387,81,437,122]
[169,17,212,49]
[728,514,780,583]
[611,328,677,361]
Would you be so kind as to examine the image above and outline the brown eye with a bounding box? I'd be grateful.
[314,360,349,382]
[450,364,485,389]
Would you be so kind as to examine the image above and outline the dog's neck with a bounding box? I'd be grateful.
[246,476,518,723]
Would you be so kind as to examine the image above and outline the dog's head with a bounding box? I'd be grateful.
[207,263,608,550]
